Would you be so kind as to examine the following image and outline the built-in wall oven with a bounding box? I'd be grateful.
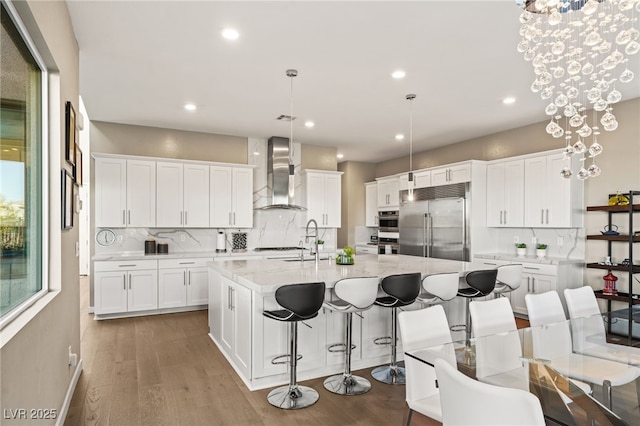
[378,210,399,232]
[378,231,399,255]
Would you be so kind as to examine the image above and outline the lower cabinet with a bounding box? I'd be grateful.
[94,260,158,315]
[158,258,212,308]
[220,275,252,378]
[510,264,556,316]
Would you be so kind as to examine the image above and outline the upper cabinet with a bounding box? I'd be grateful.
[524,152,582,228]
[156,162,210,228]
[210,166,254,228]
[486,160,524,227]
[377,176,399,210]
[95,156,156,228]
[365,182,378,227]
[431,163,471,187]
[303,170,343,228]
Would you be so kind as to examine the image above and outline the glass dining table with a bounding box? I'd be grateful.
[406,320,640,426]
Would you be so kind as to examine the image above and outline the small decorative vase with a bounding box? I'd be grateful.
[516,248,526,257]
[317,244,324,251]
[536,249,546,258]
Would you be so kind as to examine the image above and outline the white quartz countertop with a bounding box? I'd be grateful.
[210,254,481,294]
[474,252,584,265]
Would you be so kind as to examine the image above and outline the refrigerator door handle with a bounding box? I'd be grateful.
[462,200,467,256]
[427,213,433,258]
[422,214,427,257]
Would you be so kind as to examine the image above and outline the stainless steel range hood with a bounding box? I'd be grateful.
[257,136,306,210]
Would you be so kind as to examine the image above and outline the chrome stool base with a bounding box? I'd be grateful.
[371,364,406,385]
[324,374,372,395]
[267,385,319,409]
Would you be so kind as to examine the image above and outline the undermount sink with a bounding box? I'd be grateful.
[282,257,329,262]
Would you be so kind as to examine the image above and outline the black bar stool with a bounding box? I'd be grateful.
[323,277,380,395]
[452,269,497,348]
[371,272,421,385]
[263,281,326,409]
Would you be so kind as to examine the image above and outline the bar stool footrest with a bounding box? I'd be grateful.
[327,343,356,353]
[271,354,303,365]
[373,336,392,346]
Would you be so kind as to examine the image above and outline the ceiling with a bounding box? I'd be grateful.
[67,1,640,164]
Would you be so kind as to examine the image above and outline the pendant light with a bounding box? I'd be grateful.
[286,69,297,199]
[406,94,416,202]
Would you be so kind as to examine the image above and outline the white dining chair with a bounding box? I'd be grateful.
[526,290,640,410]
[565,286,640,365]
[434,358,545,426]
[398,305,456,425]
[470,297,592,394]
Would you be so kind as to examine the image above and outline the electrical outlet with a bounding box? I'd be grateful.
[513,236,519,244]
[557,236,564,247]
[68,345,78,367]
[75,242,79,257]
[531,236,537,245]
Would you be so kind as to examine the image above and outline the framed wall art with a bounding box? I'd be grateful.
[65,101,76,166]
[62,169,74,230]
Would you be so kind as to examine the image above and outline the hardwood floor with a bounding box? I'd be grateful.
[66,277,438,426]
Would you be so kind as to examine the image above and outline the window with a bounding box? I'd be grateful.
[1,1,45,327]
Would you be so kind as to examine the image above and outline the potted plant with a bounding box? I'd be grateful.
[516,243,527,257]
[536,243,548,258]
[337,246,355,265]
[316,239,324,251]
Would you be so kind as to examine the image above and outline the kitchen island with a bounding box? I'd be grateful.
[208,254,475,390]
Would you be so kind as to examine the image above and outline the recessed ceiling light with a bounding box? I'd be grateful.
[337,153,344,159]
[395,134,405,141]
[391,70,406,79]
[184,103,197,111]
[503,97,516,105]
[304,121,315,128]
[222,28,239,40]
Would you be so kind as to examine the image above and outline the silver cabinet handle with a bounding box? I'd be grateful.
[233,212,236,225]
[527,276,531,292]
[128,210,131,225]
[228,212,232,226]
[532,277,536,293]
[185,211,188,225]
[227,286,231,310]
[183,270,186,285]
[188,270,191,285]
[128,274,131,290]
[122,210,126,225]
[541,209,544,225]
[118,264,136,267]
[504,210,507,225]
[499,210,503,225]
[524,266,540,271]
[545,209,549,225]
[179,262,195,265]
[230,287,235,310]
[123,274,127,290]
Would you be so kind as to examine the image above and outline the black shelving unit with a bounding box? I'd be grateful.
[586,190,640,345]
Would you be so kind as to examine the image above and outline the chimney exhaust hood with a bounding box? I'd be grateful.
[256,136,306,211]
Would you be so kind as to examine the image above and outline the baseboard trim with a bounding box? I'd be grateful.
[55,358,83,426]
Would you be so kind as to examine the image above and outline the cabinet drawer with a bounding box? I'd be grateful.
[94,259,158,272]
[158,258,213,269]
[519,263,557,276]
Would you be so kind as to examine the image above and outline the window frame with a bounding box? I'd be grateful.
[0,0,50,330]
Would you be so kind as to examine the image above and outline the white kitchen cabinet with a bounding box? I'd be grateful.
[510,263,555,316]
[94,157,156,227]
[156,162,210,228]
[431,163,471,187]
[377,176,399,210]
[210,166,253,228]
[303,170,342,228]
[220,275,252,378]
[365,182,378,227]
[486,160,524,227]
[94,260,158,315]
[524,153,582,228]
[158,258,212,308]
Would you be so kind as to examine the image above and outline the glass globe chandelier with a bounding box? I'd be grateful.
[516,0,639,180]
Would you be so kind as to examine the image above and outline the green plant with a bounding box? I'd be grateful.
[516,243,527,249]
[343,246,355,257]
[316,239,324,245]
[536,243,547,249]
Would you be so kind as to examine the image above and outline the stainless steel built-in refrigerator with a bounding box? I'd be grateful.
[399,183,469,261]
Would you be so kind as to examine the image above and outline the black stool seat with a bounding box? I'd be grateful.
[263,281,325,410]
[453,269,497,349]
[372,272,421,385]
